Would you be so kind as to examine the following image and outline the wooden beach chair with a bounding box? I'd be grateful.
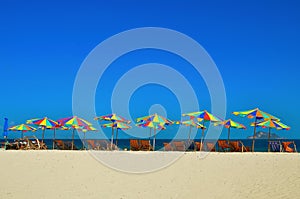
[229,141,250,152]
[98,140,113,150]
[173,141,186,151]
[205,142,216,152]
[86,140,100,150]
[268,141,282,152]
[217,140,232,152]
[163,142,174,151]
[282,141,297,153]
[54,140,73,150]
[130,139,140,151]
[140,140,153,151]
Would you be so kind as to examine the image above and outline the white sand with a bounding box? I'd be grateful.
[0,151,299,199]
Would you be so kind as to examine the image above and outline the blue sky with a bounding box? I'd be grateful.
[0,0,299,139]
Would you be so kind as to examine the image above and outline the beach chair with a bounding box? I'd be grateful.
[282,141,297,153]
[229,141,250,152]
[140,140,153,151]
[98,140,113,150]
[218,140,232,152]
[86,140,100,150]
[205,142,216,152]
[194,142,203,151]
[130,139,140,151]
[173,141,186,151]
[269,141,282,152]
[54,140,73,150]
[163,142,174,151]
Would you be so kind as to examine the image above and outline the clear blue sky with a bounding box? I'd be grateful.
[0,0,299,139]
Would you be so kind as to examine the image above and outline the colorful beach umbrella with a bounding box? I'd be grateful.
[251,119,290,152]
[27,117,59,143]
[77,125,97,149]
[95,114,131,150]
[57,116,92,150]
[183,110,221,151]
[136,113,172,151]
[102,122,131,148]
[179,120,206,144]
[8,124,37,138]
[214,119,246,144]
[233,108,279,151]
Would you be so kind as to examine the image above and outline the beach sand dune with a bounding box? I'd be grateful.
[0,151,299,199]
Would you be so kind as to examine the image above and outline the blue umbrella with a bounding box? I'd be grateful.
[3,118,8,140]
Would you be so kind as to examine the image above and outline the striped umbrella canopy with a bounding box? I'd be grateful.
[214,119,246,143]
[57,116,92,150]
[183,110,221,151]
[102,122,131,148]
[233,108,280,121]
[94,114,131,124]
[179,120,206,145]
[251,119,290,152]
[27,117,59,143]
[233,108,280,151]
[136,113,173,125]
[8,124,37,138]
[136,114,170,151]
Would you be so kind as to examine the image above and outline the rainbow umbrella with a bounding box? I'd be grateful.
[27,117,59,143]
[136,120,166,151]
[214,119,246,144]
[180,120,206,144]
[95,114,131,150]
[136,114,172,151]
[251,119,290,152]
[77,125,97,149]
[102,122,131,148]
[8,124,37,138]
[233,108,279,151]
[57,116,92,150]
[183,110,221,151]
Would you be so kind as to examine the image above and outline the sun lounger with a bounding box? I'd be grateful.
[282,141,297,153]
[163,142,174,151]
[173,141,186,151]
[130,139,140,151]
[269,141,282,152]
[140,140,153,151]
[86,140,100,150]
[229,141,250,152]
[205,142,216,152]
[218,140,232,152]
[54,140,75,150]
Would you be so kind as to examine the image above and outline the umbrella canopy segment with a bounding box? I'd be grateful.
[94,114,131,124]
[251,119,290,152]
[8,124,37,138]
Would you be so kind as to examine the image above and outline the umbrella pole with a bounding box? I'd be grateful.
[82,132,86,150]
[188,126,192,146]
[111,127,114,150]
[268,127,271,152]
[115,128,119,148]
[42,128,45,143]
[200,121,205,151]
[153,128,156,151]
[252,118,258,152]
[227,128,231,144]
[72,129,75,150]
[53,129,56,150]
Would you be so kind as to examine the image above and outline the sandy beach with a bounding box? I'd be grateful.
[0,151,299,199]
